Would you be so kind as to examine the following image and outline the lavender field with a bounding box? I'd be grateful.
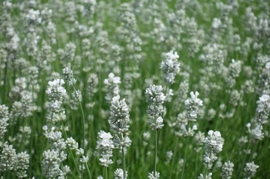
[0,0,270,178]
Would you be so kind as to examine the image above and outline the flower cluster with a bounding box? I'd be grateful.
[42,126,70,178]
[0,142,30,178]
[198,173,212,179]
[145,85,166,130]
[104,73,121,102]
[256,94,270,124]
[46,79,67,102]
[0,105,9,138]
[96,131,114,167]
[247,93,270,141]
[148,171,160,179]
[203,130,224,169]
[109,95,131,149]
[220,161,234,179]
[225,59,242,88]
[185,91,203,121]
[244,162,259,179]
[62,66,76,86]
[114,168,128,179]
[65,137,89,171]
[109,96,130,133]
[41,149,70,178]
[160,50,180,84]
[45,78,67,125]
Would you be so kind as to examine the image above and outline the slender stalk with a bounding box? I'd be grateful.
[78,102,85,179]
[181,137,189,179]
[154,129,158,177]
[170,137,179,177]
[239,140,251,176]
[86,163,92,179]
[69,149,81,176]
[79,102,85,149]
[72,85,85,149]
[122,133,126,179]
[63,130,81,176]
[191,151,199,178]
[2,60,8,104]
[105,166,108,179]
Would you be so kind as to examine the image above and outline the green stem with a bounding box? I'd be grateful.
[154,129,158,177]
[69,149,81,176]
[63,130,81,176]
[192,151,199,179]
[86,163,92,179]
[72,85,85,149]
[122,133,126,179]
[2,59,8,104]
[239,140,251,176]
[105,167,108,179]
[79,102,85,149]
[170,137,179,177]
[181,137,189,179]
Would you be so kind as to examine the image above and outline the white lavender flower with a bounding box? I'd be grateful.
[256,94,270,124]
[244,162,259,179]
[248,124,264,141]
[220,161,234,179]
[28,66,39,86]
[62,66,76,86]
[203,130,224,169]
[23,32,39,56]
[45,78,67,125]
[87,73,98,97]
[96,131,114,167]
[0,142,16,171]
[0,105,9,138]
[46,79,67,101]
[9,77,27,100]
[143,131,151,146]
[109,95,130,134]
[165,151,173,164]
[70,90,82,110]
[177,80,189,103]
[148,171,160,179]
[230,89,241,106]
[66,137,79,151]
[113,133,132,150]
[37,41,52,69]
[25,9,41,25]
[0,49,7,70]
[145,85,166,105]
[64,42,76,64]
[42,149,68,178]
[165,89,174,102]
[185,91,203,121]
[229,59,242,78]
[10,93,36,122]
[108,95,131,151]
[0,142,30,178]
[160,50,180,84]
[145,85,166,130]
[199,43,226,74]
[114,168,128,179]
[194,131,205,152]
[44,128,66,150]
[198,173,212,179]
[175,111,198,137]
[104,73,121,102]
[13,151,30,178]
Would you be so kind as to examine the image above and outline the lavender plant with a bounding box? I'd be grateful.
[0,0,270,178]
